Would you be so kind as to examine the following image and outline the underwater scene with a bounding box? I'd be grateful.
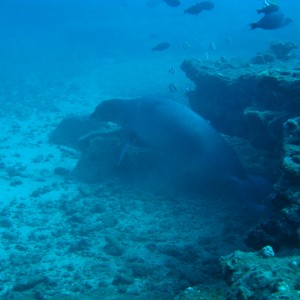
[0,0,300,299]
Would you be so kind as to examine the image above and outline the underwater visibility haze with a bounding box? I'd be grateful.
[0,0,300,299]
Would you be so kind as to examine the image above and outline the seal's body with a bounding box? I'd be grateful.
[90,98,246,182]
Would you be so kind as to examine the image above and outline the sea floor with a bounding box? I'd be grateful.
[0,55,265,299]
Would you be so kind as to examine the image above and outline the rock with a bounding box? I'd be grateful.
[251,41,298,64]
[89,202,106,214]
[73,135,122,182]
[251,53,275,64]
[130,263,154,278]
[72,130,168,184]
[13,276,44,292]
[220,249,300,299]
[181,56,300,252]
[49,115,100,148]
[259,245,275,258]
[244,218,298,251]
[103,237,125,257]
[112,274,134,286]
[269,41,298,61]
[68,238,90,253]
[283,117,300,179]
[54,167,70,176]
[160,244,199,263]
[101,215,119,228]
[181,57,300,151]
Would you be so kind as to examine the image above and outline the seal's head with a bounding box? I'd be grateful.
[90,100,114,122]
[90,99,132,125]
[90,98,139,127]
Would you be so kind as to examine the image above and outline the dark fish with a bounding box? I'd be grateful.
[152,42,170,51]
[163,0,180,7]
[184,1,214,15]
[250,12,292,30]
[257,4,279,15]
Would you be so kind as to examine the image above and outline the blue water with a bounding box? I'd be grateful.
[1,0,298,62]
[0,0,299,299]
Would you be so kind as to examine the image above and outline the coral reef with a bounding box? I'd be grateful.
[220,247,300,299]
[252,41,298,64]
[49,115,101,148]
[244,117,300,251]
[283,117,300,179]
[269,41,298,61]
[181,57,300,151]
[181,56,300,251]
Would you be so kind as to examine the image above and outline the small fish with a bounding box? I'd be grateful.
[169,82,178,93]
[184,1,214,15]
[168,66,176,74]
[209,42,216,51]
[224,38,232,46]
[152,42,170,51]
[250,12,292,30]
[181,41,191,49]
[163,0,180,7]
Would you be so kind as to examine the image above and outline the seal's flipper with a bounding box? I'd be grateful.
[117,131,149,166]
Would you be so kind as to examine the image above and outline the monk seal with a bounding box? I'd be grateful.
[90,98,247,184]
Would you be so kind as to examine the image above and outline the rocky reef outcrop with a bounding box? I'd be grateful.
[251,41,298,64]
[181,50,300,252]
[181,57,300,151]
[220,246,300,299]
[49,116,183,189]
